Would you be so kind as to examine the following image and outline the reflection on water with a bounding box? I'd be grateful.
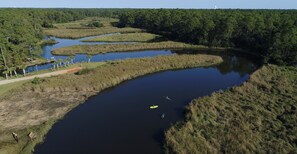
[27,35,170,72]
[28,35,260,75]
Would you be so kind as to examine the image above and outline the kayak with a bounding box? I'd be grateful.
[150,105,158,109]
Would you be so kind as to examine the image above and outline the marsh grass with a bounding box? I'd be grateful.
[82,32,160,42]
[43,17,143,39]
[0,54,223,154]
[52,41,212,55]
[165,65,297,153]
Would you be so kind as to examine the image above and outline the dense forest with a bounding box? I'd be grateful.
[0,8,120,77]
[118,9,297,66]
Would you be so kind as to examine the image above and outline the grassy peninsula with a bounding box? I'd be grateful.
[82,32,160,42]
[43,17,143,39]
[0,54,223,154]
[165,65,297,153]
[52,41,219,55]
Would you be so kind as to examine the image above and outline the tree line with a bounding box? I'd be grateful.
[0,8,120,78]
[118,9,297,66]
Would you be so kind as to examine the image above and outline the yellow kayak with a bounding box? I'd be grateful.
[150,105,158,109]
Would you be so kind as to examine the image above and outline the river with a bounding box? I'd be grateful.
[27,35,171,72]
[33,35,258,154]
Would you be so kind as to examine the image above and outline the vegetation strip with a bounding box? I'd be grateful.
[0,54,223,154]
[81,32,160,42]
[165,65,297,153]
[43,17,143,39]
[52,41,227,55]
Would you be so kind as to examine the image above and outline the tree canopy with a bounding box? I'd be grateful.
[118,9,297,66]
[0,8,121,75]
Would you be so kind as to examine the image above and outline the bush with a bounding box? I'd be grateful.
[42,21,54,28]
[75,68,93,75]
[87,21,103,28]
[32,77,44,85]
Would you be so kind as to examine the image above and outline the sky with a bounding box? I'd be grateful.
[0,0,296,9]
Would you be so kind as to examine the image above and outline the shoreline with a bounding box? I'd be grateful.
[165,65,297,153]
[51,41,232,56]
[0,54,223,153]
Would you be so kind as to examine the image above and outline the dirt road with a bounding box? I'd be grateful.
[0,67,82,86]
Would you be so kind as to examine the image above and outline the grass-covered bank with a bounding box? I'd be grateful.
[38,39,58,46]
[0,54,223,154]
[165,65,297,153]
[52,41,227,56]
[43,17,143,39]
[82,32,161,42]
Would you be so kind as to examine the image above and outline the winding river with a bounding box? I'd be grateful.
[33,35,258,154]
[27,35,171,72]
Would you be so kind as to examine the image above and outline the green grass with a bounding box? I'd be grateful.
[82,32,160,42]
[43,17,143,39]
[0,80,29,96]
[0,54,223,154]
[165,65,297,153]
[52,41,219,56]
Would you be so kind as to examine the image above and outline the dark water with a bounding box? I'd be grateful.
[34,53,258,154]
[26,35,173,72]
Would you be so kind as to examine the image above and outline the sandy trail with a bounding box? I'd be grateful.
[0,67,82,86]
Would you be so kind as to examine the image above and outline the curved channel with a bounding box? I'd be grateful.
[27,35,174,72]
[34,53,258,154]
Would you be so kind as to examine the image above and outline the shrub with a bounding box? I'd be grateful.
[87,21,103,28]
[42,21,54,28]
[75,68,93,75]
[32,77,44,85]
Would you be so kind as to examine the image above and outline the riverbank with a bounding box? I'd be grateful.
[43,17,143,39]
[0,54,223,154]
[38,39,58,46]
[81,32,161,42]
[52,41,228,56]
[165,65,297,153]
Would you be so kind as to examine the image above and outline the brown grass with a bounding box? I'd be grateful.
[165,65,297,153]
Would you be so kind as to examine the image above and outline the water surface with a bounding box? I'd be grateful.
[34,54,258,154]
[27,35,172,72]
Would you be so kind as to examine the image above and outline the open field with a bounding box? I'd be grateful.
[165,65,297,153]
[43,17,143,39]
[52,41,225,56]
[0,54,223,154]
[82,32,161,42]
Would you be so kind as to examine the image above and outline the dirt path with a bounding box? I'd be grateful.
[0,67,82,86]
